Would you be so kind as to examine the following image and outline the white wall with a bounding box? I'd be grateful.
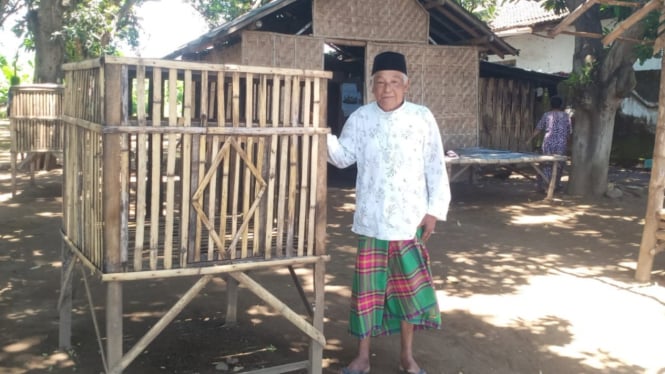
[489,32,575,73]
[489,22,661,74]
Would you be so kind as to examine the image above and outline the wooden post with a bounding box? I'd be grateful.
[309,82,328,373]
[102,62,126,370]
[636,52,665,282]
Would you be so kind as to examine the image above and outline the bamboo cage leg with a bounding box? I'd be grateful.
[225,275,239,325]
[58,242,74,349]
[10,148,17,197]
[29,155,35,186]
[106,282,123,372]
[108,275,213,374]
[308,259,326,374]
[10,116,16,197]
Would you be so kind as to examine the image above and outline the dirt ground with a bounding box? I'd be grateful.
[1,119,665,374]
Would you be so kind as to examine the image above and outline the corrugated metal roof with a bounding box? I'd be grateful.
[489,0,568,31]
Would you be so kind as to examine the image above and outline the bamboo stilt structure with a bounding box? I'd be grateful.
[59,56,331,373]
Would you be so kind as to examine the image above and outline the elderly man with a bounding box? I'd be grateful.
[327,51,451,374]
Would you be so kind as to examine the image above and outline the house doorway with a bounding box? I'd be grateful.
[324,44,365,185]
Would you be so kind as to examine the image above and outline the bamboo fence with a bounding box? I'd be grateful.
[59,56,331,374]
[478,77,535,151]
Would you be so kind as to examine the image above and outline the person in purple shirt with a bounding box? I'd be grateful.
[527,95,572,192]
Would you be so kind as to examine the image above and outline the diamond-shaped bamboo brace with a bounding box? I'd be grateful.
[191,137,267,259]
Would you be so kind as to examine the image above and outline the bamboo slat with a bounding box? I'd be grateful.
[286,76,300,256]
[180,69,193,267]
[134,65,147,271]
[150,67,163,270]
[163,68,178,270]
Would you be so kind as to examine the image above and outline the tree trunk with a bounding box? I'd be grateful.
[568,100,619,195]
[564,0,644,196]
[29,2,65,83]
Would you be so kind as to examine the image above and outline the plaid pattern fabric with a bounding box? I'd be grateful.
[348,232,441,338]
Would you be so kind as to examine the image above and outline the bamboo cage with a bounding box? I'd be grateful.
[59,56,331,374]
[8,83,64,196]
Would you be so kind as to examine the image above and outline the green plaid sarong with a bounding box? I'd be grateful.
[348,231,441,338]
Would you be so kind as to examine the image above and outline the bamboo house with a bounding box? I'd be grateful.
[165,0,518,151]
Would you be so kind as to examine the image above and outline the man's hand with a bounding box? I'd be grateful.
[419,214,437,242]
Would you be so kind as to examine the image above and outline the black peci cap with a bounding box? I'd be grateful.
[371,51,407,75]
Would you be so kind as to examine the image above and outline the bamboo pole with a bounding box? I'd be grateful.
[636,52,665,282]
[309,78,323,256]
[218,73,230,260]
[195,72,209,262]
[548,0,598,37]
[298,79,311,257]
[181,69,193,267]
[205,74,220,261]
[231,72,241,259]
[134,64,147,271]
[286,76,300,256]
[164,68,178,270]
[242,73,254,259]
[102,255,330,282]
[264,74,281,259]
[254,75,268,256]
[102,62,125,371]
[149,67,163,270]
[602,0,661,45]
[277,77,291,256]
[63,56,333,79]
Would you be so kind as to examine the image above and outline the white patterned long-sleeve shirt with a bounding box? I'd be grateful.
[327,101,451,241]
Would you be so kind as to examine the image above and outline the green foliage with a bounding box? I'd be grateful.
[3,0,142,64]
[0,51,33,110]
[540,0,568,15]
[455,0,497,22]
[187,0,269,27]
[62,0,141,61]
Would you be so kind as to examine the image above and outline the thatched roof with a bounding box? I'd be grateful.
[164,0,517,59]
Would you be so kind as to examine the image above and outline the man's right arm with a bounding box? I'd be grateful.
[327,119,357,168]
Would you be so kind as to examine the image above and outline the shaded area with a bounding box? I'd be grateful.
[0,131,664,373]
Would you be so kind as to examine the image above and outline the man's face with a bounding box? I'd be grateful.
[372,70,409,112]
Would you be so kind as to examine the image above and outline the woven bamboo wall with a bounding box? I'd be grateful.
[9,84,64,153]
[479,77,534,151]
[312,0,429,43]
[240,31,322,69]
[61,57,331,275]
[205,41,242,64]
[366,44,479,150]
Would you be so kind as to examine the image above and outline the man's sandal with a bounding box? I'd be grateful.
[399,368,426,374]
[340,366,370,374]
